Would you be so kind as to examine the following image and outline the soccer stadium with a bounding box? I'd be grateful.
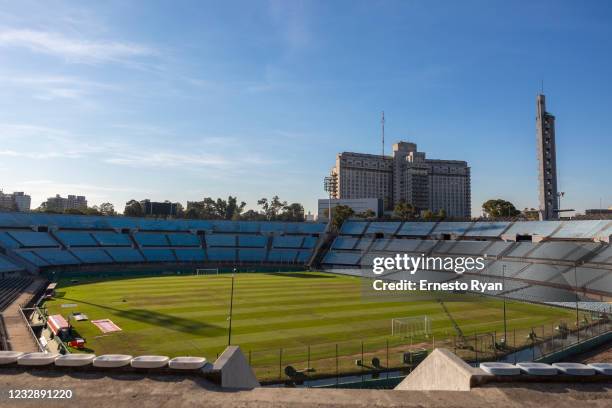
[1,212,611,397]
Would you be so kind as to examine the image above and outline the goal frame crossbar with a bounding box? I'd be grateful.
[195,268,219,276]
[391,316,431,338]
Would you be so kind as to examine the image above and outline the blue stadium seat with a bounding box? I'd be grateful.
[55,231,98,247]
[340,221,367,235]
[207,248,236,261]
[332,237,359,250]
[0,254,22,272]
[465,222,510,238]
[7,231,59,247]
[173,248,206,262]
[70,249,113,264]
[296,251,312,263]
[237,235,267,247]
[105,248,145,263]
[365,222,401,235]
[16,251,49,266]
[166,233,200,247]
[206,234,236,247]
[31,249,80,265]
[0,232,21,249]
[272,236,303,248]
[92,232,132,246]
[134,233,169,247]
[238,248,266,262]
[268,250,298,263]
[141,249,176,262]
[322,251,361,265]
[395,222,436,237]
[431,222,474,236]
[302,236,318,248]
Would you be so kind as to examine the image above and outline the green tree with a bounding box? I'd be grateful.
[184,207,200,219]
[437,208,447,220]
[356,209,376,219]
[99,202,116,216]
[124,200,143,217]
[482,199,520,218]
[279,203,305,222]
[393,200,415,220]
[257,196,287,220]
[331,205,354,231]
[422,209,435,220]
[241,209,266,221]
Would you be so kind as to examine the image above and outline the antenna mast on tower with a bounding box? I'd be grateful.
[381,111,385,158]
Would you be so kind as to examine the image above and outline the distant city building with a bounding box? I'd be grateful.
[46,194,87,212]
[305,211,316,222]
[328,141,471,218]
[317,198,383,221]
[585,208,612,216]
[536,93,559,220]
[0,191,31,212]
[140,199,180,217]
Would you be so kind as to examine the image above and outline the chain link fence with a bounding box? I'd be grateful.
[248,316,611,384]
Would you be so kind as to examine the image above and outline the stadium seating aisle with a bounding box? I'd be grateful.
[0,277,34,311]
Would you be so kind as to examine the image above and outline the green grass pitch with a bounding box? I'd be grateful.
[43,271,577,379]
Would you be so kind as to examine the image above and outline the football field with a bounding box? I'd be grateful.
[44,271,577,380]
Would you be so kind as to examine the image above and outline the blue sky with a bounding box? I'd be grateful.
[0,0,611,216]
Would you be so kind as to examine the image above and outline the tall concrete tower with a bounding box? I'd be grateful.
[536,94,559,220]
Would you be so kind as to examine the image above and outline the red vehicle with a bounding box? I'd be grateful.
[68,338,86,349]
[47,314,70,340]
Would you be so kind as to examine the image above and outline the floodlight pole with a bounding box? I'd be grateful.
[502,264,507,343]
[227,269,236,346]
[324,176,333,227]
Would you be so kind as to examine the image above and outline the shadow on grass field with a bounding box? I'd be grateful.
[264,272,338,279]
[61,297,226,336]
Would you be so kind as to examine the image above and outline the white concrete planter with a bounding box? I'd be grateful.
[516,362,557,376]
[55,354,96,367]
[168,356,207,370]
[17,352,60,366]
[131,355,169,369]
[553,363,595,376]
[93,354,133,368]
[479,362,520,376]
[0,351,24,365]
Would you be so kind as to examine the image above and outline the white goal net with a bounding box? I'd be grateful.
[195,268,219,276]
[391,316,431,338]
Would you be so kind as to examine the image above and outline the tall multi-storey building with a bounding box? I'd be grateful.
[329,141,471,218]
[536,94,559,220]
[45,194,87,212]
[0,191,31,212]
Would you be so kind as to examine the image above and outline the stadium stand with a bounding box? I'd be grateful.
[70,248,114,264]
[54,231,98,247]
[105,248,145,263]
[1,213,610,307]
[321,219,612,306]
[167,233,200,247]
[173,248,206,262]
[7,231,58,247]
[0,213,324,270]
[0,255,23,273]
[134,232,169,247]
[0,277,33,311]
[92,231,132,246]
[141,249,176,262]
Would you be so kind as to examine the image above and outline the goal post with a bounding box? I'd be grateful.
[391,316,431,338]
[195,268,219,276]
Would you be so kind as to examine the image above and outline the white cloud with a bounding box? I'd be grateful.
[0,29,155,63]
